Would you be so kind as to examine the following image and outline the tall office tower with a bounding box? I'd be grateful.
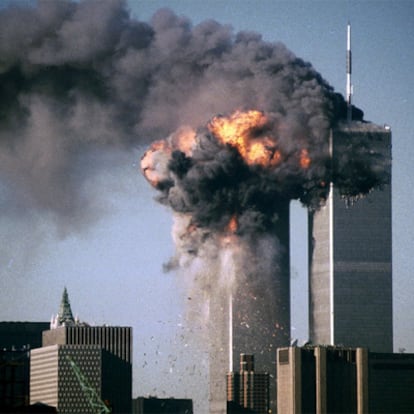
[209,290,231,414]
[0,322,50,349]
[232,202,290,413]
[309,122,392,352]
[232,201,291,367]
[30,289,132,413]
[227,354,270,414]
[211,202,289,414]
[0,322,50,411]
[0,347,31,411]
[277,346,365,414]
[209,203,290,414]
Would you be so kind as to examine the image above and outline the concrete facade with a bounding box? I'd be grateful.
[277,346,414,414]
[30,345,101,412]
[309,123,392,352]
[31,326,132,413]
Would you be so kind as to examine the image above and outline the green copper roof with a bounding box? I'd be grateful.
[58,287,75,325]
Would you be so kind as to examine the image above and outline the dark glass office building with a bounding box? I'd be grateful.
[227,354,270,414]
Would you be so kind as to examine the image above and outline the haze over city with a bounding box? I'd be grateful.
[0,1,413,411]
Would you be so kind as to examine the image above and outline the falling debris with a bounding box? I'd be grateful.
[139,14,388,410]
[0,1,390,411]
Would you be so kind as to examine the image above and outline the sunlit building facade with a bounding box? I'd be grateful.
[30,289,132,413]
[277,346,414,414]
[309,122,392,352]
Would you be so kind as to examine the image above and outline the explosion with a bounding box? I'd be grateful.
[140,103,389,311]
[141,108,331,237]
[0,1,390,411]
[141,104,389,410]
[208,110,279,167]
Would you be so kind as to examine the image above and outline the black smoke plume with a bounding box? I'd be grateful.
[0,1,390,410]
[0,0,374,228]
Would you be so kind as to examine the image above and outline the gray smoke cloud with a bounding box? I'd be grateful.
[134,4,388,406]
[0,1,390,409]
[0,0,369,228]
[0,0,387,347]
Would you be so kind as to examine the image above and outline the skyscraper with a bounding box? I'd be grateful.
[308,122,392,352]
[209,203,290,414]
[231,201,291,368]
[227,354,270,414]
[0,321,50,411]
[30,289,132,413]
[277,345,414,414]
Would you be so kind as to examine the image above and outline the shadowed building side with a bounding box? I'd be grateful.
[227,354,270,414]
[232,201,291,368]
[0,322,50,412]
[209,201,290,414]
[231,201,290,413]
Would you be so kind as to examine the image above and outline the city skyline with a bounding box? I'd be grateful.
[1,1,413,412]
[30,288,132,413]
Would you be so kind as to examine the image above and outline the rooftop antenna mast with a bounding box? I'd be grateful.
[229,293,233,372]
[346,22,353,121]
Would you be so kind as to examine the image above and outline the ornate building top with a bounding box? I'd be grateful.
[50,287,79,329]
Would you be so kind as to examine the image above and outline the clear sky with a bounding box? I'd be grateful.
[1,0,413,409]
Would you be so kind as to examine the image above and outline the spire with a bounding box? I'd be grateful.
[57,287,75,326]
[346,21,353,121]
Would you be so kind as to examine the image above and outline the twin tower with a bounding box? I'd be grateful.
[229,120,392,363]
[211,121,392,414]
[309,122,392,353]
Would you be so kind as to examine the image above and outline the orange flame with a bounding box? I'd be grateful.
[171,126,196,156]
[151,140,170,152]
[220,215,238,246]
[208,110,280,167]
[141,127,196,187]
[299,148,311,169]
[226,215,238,233]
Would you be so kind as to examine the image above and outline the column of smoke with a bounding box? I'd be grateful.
[0,0,389,410]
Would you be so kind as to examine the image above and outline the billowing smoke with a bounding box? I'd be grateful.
[0,0,370,226]
[135,2,389,407]
[0,0,389,409]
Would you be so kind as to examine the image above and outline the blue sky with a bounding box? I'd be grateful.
[1,0,413,408]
